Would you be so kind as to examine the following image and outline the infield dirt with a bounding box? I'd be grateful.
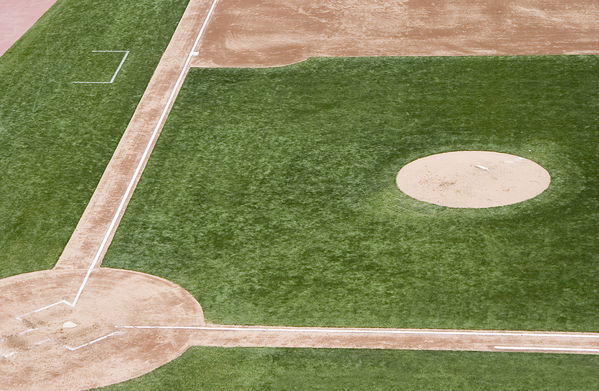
[0,269,203,391]
[193,0,599,68]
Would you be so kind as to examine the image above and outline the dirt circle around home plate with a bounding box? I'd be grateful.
[396,151,551,208]
[0,268,204,391]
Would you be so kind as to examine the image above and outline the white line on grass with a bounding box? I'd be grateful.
[72,50,130,84]
[495,346,599,353]
[115,325,599,339]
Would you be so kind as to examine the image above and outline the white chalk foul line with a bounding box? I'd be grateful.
[495,346,599,353]
[72,50,130,84]
[115,325,599,339]
[64,331,124,352]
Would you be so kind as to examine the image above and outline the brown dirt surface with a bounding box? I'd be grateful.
[0,0,58,56]
[396,151,551,208]
[192,0,599,68]
[0,268,204,391]
[186,325,599,355]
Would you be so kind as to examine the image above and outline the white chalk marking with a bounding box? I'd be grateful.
[32,338,51,346]
[15,300,72,321]
[64,331,124,351]
[17,328,37,336]
[495,346,599,353]
[475,164,489,171]
[2,351,16,359]
[72,50,130,84]
[115,325,599,339]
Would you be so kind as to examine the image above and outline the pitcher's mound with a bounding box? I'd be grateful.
[396,151,550,208]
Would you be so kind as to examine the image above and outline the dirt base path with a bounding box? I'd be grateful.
[54,0,216,270]
[106,324,599,355]
[0,0,58,57]
[193,0,599,68]
[188,325,599,354]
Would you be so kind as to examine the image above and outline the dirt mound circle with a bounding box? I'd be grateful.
[396,151,550,208]
[0,268,204,391]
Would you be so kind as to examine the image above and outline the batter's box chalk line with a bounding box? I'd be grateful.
[1,338,51,360]
[72,50,130,84]
[64,330,125,351]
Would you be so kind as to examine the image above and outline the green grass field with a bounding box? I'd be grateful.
[0,0,189,277]
[100,347,599,390]
[105,56,599,331]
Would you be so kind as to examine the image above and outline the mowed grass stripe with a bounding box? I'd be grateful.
[0,0,189,277]
[101,347,599,390]
[105,56,599,331]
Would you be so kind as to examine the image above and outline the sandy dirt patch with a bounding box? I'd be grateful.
[193,0,599,68]
[396,151,550,208]
[0,268,203,391]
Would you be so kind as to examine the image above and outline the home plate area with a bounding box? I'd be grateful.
[0,268,204,391]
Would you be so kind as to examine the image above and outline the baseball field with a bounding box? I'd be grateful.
[1,0,598,390]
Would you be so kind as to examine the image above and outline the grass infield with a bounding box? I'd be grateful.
[104,56,599,331]
[0,0,189,277]
[100,347,599,390]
